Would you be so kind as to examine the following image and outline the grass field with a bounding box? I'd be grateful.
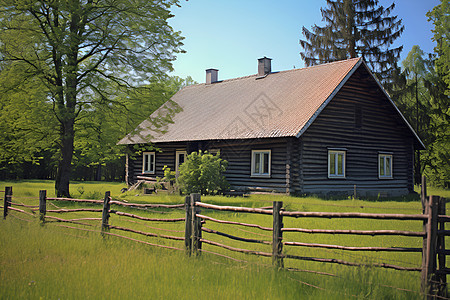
[1,180,448,299]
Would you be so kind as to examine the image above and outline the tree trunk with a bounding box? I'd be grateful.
[55,120,75,197]
[95,164,102,181]
[346,0,356,58]
[54,6,80,197]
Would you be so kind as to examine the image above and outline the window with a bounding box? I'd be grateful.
[142,152,155,174]
[207,149,220,155]
[251,150,271,177]
[379,154,393,179]
[328,150,346,178]
[175,151,187,173]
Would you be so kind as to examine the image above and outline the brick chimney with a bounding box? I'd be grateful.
[206,69,218,84]
[258,57,272,77]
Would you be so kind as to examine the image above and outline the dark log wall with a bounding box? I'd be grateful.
[206,138,295,193]
[128,142,188,183]
[299,66,415,196]
[128,138,297,193]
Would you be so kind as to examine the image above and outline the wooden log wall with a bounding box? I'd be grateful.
[128,138,298,193]
[300,66,416,197]
[206,137,295,193]
[128,142,188,184]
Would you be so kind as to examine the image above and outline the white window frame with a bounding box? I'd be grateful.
[142,152,155,174]
[207,149,220,155]
[328,150,346,178]
[379,153,393,179]
[175,150,187,174]
[251,150,271,177]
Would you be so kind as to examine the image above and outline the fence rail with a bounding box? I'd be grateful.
[3,187,186,255]
[2,177,449,299]
[281,227,425,237]
[280,210,427,220]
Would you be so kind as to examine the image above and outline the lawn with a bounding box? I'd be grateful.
[1,180,448,299]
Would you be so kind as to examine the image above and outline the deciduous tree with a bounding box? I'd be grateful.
[0,0,184,196]
[427,0,449,96]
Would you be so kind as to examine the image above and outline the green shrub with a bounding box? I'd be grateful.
[178,151,229,195]
[162,165,177,192]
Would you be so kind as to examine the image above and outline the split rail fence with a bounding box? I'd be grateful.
[2,181,448,299]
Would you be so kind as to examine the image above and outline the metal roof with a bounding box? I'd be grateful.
[118,57,424,148]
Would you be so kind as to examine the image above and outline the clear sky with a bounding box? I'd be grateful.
[169,0,439,83]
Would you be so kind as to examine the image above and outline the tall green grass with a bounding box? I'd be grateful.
[0,218,421,299]
[2,180,448,299]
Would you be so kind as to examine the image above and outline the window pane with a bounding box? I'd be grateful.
[337,153,343,175]
[150,154,155,172]
[178,153,185,165]
[329,153,336,175]
[254,153,260,174]
[379,156,385,176]
[386,157,391,176]
[144,154,149,172]
[263,153,269,174]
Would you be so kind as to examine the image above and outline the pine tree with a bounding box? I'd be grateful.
[300,0,404,90]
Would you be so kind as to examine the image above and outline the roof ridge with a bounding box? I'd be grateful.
[182,57,362,88]
[279,57,362,74]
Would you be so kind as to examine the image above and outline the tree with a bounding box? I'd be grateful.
[424,1,450,187]
[71,75,195,181]
[0,63,59,179]
[427,0,450,96]
[395,45,450,188]
[300,0,404,90]
[0,0,184,196]
[398,46,434,184]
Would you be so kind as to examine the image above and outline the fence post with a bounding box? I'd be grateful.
[272,201,283,268]
[3,186,12,219]
[191,193,202,255]
[101,191,111,233]
[39,190,47,223]
[421,193,430,295]
[437,197,447,297]
[184,195,192,255]
[422,195,439,298]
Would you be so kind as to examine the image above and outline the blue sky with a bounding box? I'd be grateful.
[169,0,439,83]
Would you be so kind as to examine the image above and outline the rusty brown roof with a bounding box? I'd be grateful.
[118,57,423,148]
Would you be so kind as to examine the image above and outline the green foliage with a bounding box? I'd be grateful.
[162,165,176,183]
[420,0,450,188]
[300,0,404,91]
[0,0,185,196]
[161,165,177,193]
[178,151,229,195]
[403,46,429,78]
[427,0,450,96]
[395,45,450,188]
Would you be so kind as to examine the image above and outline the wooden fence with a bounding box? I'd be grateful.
[3,188,187,252]
[2,184,449,299]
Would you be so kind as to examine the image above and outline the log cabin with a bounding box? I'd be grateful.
[118,57,424,196]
